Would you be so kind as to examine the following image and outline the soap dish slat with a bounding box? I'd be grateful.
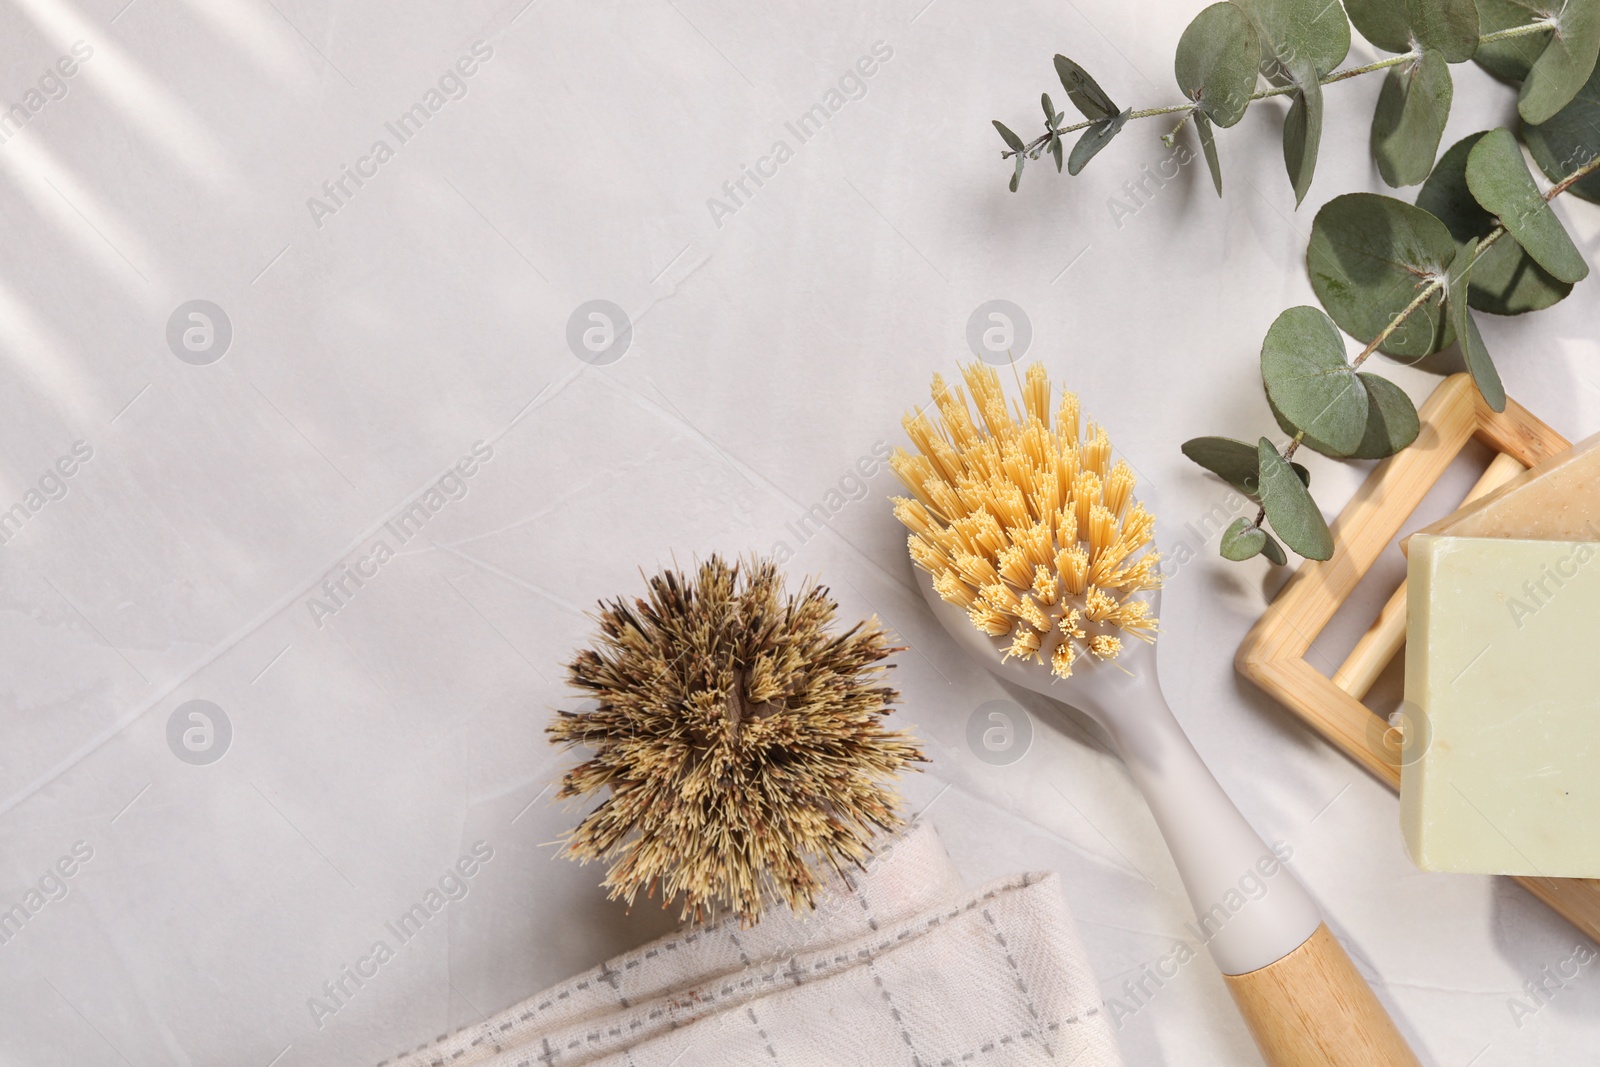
[1235,373,1600,945]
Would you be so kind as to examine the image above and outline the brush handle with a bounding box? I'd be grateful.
[1224,923,1421,1067]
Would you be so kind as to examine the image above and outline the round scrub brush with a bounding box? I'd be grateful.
[891,363,1419,1067]
[547,555,925,925]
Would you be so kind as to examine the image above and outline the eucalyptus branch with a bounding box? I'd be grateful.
[1002,18,1557,163]
[1242,149,1600,534]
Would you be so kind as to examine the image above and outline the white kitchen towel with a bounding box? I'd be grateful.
[375,821,1122,1067]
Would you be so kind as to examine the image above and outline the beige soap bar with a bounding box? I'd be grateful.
[1403,534,1600,876]
[1418,430,1600,541]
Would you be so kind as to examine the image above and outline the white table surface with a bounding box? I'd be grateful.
[2,0,1598,1063]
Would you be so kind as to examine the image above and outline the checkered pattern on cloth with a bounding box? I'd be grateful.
[375,821,1123,1067]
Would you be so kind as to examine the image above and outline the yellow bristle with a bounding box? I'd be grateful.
[1056,544,1089,596]
[1032,566,1059,606]
[997,545,1034,588]
[1060,608,1087,640]
[1051,641,1076,679]
[1018,420,1052,470]
[894,498,940,538]
[981,582,1023,614]
[1120,502,1156,549]
[1104,460,1135,518]
[1013,520,1055,570]
[1054,507,1079,551]
[1024,363,1052,427]
[1083,424,1112,477]
[1005,627,1041,662]
[1057,390,1080,445]
[1089,634,1123,660]
[968,604,1012,636]
[954,551,1000,589]
[908,534,951,574]
[1087,504,1118,561]
[931,375,982,450]
[1083,586,1118,622]
[1015,595,1051,633]
[933,571,978,609]
[986,478,1032,530]
[1073,470,1101,532]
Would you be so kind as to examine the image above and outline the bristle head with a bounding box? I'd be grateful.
[891,362,1160,676]
[548,555,925,925]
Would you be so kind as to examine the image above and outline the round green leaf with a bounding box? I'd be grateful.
[1220,517,1269,560]
[1235,0,1349,204]
[1234,0,1352,77]
[1344,0,1410,52]
[1068,108,1131,175]
[1446,238,1508,411]
[1519,0,1600,124]
[1054,55,1118,121]
[1406,0,1479,62]
[1416,131,1574,313]
[1258,438,1334,560]
[1348,0,1477,59]
[1260,530,1288,565]
[1474,0,1553,83]
[1348,372,1421,458]
[1260,305,1369,457]
[1175,2,1262,127]
[1465,127,1589,283]
[1525,61,1600,203]
[1181,436,1263,494]
[1307,193,1457,360]
[1371,50,1453,187]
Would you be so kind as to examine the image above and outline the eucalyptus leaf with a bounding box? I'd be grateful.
[1196,111,1224,195]
[1519,0,1600,124]
[1054,55,1118,121]
[1010,156,1024,193]
[1349,372,1421,457]
[1234,0,1350,202]
[1307,193,1457,359]
[1260,531,1288,565]
[1416,131,1574,313]
[1258,437,1334,560]
[1344,0,1410,52]
[1524,61,1600,203]
[1069,108,1131,175]
[1407,0,1480,62]
[993,120,1025,153]
[1446,237,1508,410]
[1465,127,1589,283]
[1051,135,1064,172]
[1175,2,1261,127]
[1234,0,1352,78]
[1371,50,1453,187]
[1260,305,1370,456]
[1042,93,1057,123]
[1283,76,1324,206]
[1220,517,1269,560]
[1347,0,1477,60]
[1182,436,1309,496]
[1473,0,1553,82]
[1182,436,1262,495]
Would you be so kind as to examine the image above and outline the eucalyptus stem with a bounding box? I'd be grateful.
[1005,19,1558,161]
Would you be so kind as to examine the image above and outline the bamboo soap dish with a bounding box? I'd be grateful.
[1236,373,1600,943]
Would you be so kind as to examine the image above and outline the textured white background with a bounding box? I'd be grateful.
[1,0,1598,1064]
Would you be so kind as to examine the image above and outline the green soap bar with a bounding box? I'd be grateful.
[1403,534,1600,876]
